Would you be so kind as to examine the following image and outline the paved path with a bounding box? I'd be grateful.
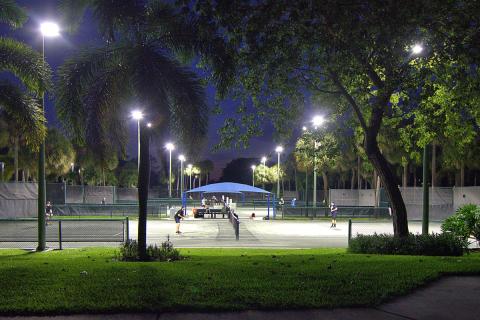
[1,276,478,319]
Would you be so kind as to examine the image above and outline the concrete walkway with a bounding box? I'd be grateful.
[1,276,478,320]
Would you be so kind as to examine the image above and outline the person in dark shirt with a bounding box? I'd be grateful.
[175,207,186,234]
[46,201,53,225]
[330,202,338,228]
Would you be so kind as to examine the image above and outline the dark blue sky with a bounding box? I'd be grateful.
[2,0,311,179]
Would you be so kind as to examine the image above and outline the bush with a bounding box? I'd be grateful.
[117,239,182,262]
[442,204,480,243]
[348,233,466,256]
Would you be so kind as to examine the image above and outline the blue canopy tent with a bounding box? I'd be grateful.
[183,182,275,218]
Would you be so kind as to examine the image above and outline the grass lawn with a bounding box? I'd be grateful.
[1,248,479,315]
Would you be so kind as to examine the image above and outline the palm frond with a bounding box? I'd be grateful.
[56,45,124,144]
[129,44,208,154]
[146,0,235,95]
[83,59,131,156]
[0,37,51,93]
[0,81,46,148]
[0,0,27,29]
[58,0,92,33]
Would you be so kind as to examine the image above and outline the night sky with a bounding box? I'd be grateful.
[2,0,311,179]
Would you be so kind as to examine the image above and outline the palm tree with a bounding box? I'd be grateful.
[57,0,229,259]
[0,0,51,180]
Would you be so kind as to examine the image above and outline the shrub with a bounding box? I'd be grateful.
[117,239,182,262]
[348,233,466,256]
[442,204,480,244]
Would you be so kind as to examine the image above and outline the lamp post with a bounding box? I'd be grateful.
[131,110,143,171]
[275,146,283,199]
[37,21,59,251]
[408,43,429,234]
[165,143,175,198]
[188,164,193,190]
[179,155,185,197]
[251,165,256,187]
[261,156,266,190]
[310,115,325,208]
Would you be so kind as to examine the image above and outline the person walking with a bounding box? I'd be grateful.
[330,202,338,228]
[175,206,186,234]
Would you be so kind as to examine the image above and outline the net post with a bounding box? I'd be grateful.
[348,219,352,246]
[58,220,63,250]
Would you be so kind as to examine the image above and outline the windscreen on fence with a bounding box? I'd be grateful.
[0,182,37,218]
[0,218,127,249]
[54,203,168,217]
[283,206,390,218]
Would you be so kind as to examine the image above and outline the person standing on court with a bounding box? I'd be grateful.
[175,206,186,234]
[45,200,53,226]
[330,202,338,228]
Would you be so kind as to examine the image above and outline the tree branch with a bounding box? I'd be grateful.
[328,69,368,130]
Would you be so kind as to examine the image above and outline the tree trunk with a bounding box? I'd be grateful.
[351,168,355,189]
[357,155,361,189]
[305,170,308,206]
[372,168,377,189]
[413,168,417,188]
[206,172,209,185]
[14,137,19,182]
[322,171,328,205]
[460,161,465,187]
[402,163,408,188]
[365,134,409,237]
[26,168,30,182]
[431,142,436,188]
[137,123,150,261]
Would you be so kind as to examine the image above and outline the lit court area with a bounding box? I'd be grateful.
[0,215,443,249]
[130,218,443,248]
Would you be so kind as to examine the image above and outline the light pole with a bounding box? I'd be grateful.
[251,165,256,187]
[165,143,175,198]
[261,156,266,190]
[131,110,143,171]
[311,115,325,208]
[188,164,193,190]
[275,146,283,199]
[410,43,429,234]
[37,21,59,251]
[179,155,185,197]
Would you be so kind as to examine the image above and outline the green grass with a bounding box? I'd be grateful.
[1,248,479,315]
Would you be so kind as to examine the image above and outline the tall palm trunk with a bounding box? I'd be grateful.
[431,142,436,188]
[14,136,19,182]
[137,124,150,260]
[350,168,355,189]
[357,155,361,189]
[322,171,328,205]
[460,161,465,187]
[402,163,408,188]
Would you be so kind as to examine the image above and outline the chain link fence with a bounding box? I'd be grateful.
[0,218,128,249]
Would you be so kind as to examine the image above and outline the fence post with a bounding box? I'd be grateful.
[348,219,352,247]
[125,217,130,242]
[58,220,63,250]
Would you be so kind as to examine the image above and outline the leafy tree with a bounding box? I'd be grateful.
[44,129,75,181]
[117,161,138,188]
[295,130,340,204]
[186,0,480,236]
[196,159,214,184]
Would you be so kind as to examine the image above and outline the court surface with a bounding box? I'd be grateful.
[0,218,444,249]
